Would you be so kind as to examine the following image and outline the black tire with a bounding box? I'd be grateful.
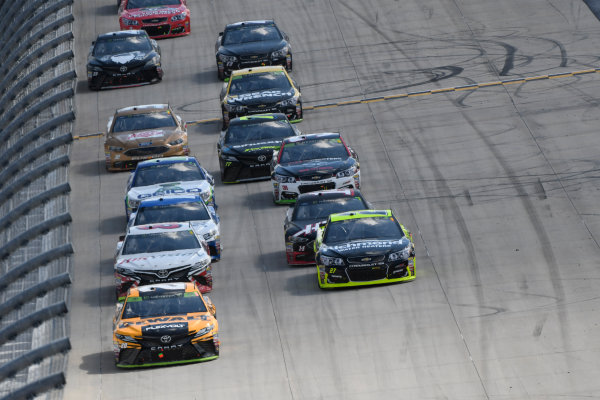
[217,68,224,81]
[286,54,293,72]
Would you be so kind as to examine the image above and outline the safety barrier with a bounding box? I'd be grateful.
[0,0,75,399]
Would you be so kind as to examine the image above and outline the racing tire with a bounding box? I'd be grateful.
[221,110,228,130]
[217,68,225,81]
[286,54,293,72]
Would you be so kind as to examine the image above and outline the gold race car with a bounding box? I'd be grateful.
[104,104,189,171]
[113,282,219,368]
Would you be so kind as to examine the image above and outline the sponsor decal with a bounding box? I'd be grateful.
[293,221,324,237]
[243,145,279,152]
[144,323,185,331]
[111,54,136,64]
[127,130,164,141]
[330,240,403,251]
[137,184,206,199]
[229,90,293,102]
[151,344,183,351]
[130,8,180,17]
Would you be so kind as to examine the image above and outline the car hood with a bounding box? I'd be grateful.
[123,5,185,19]
[128,180,212,201]
[321,238,411,258]
[222,139,283,157]
[108,128,181,147]
[286,219,324,240]
[116,313,213,334]
[115,249,208,271]
[226,89,294,106]
[276,158,354,177]
[220,40,287,56]
[93,51,152,67]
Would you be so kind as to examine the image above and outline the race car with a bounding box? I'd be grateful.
[217,113,300,183]
[104,104,189,171]
[314,210,416,289]
[215,20,292,80]
[87,30,162,90]
[284,189,370,265]
[128,196,221,261]
[219,66,302,129]
[124,156,215,219]
[113,282,219,368]
[271,133,360,204]
[119,0,191,39]
[114,223,213,300]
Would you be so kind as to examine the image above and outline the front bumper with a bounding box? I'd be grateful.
[223,101,302,128]
[217,54,290,77]
[115,268,213,301]
[121,18,190,39]
[286,241,315,265]
[105,144,189,172]
[115,335,218,368]
[317,258,415,289]
[87,64,163,90]
[220,157,271,184]
[273,172,360,204]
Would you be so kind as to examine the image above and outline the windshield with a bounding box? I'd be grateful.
[93,36,151,57]
[225,120,294,144]
[132,162,204,187]
[122,292,207,319]
[122,230,200,254]
[127,0,181,9]
[223,25,281,45]
[294,197,367,220]
[134,202,210,225]
[112,111,176,133]
[279,138,349,163]
[323,217,404,244]
[228,71,292,95]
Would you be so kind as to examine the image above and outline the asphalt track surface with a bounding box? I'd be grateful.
[65,1,600,399]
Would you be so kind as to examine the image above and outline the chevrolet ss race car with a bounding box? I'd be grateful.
[87,30,162,90]
[114,223,213,300]
[125,156,215,219]
[113,282,219,368]
[119,0,191,39]
[215,20,292,80]
[314,210,415,288]
[104,104,189,171]
[219,66,302,129]
[128,196,221,261]
[271,133,360,204]
[217,113,299,183]
[284,189,370,265]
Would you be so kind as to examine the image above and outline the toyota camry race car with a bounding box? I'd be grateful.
[125,156,215,219]
[87,30,162,90]
[215,20,292,80]
[217,113,299,183]
[128,196,221,261]
[314,210,415,288]
[113,282,219,368]
[119,0,191,39]
[284,189,370,265]
[271,133,360,204]
[219,66,302,129]
[104,104,189,171]
[114,223,213,300]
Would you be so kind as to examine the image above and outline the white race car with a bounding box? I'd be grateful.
[124,156,215,219]
[128,195,221,261]
[114,222,212,301]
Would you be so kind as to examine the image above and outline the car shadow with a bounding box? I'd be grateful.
[96,4,117,16]
[100,215,127,236]
[74,160,102,177]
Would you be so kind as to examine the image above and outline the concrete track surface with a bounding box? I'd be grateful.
[65,1,600,399]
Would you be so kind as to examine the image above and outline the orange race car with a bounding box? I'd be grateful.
[113,282,219,368]
[104,104,189,171]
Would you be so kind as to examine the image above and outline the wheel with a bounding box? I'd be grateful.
[286,54,293,72]
[217,68,224,81]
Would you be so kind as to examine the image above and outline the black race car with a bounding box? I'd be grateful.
[270,133,360,204]
[215,20,292,80]
[284,189,371,265]
[314,210,416,288]
[87,30,162,90]
[217,113,299,183]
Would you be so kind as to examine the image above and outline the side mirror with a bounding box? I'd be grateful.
[119,235,125,242]
[218,32,223,36]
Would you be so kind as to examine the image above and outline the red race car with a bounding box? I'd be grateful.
[119,0,190,39]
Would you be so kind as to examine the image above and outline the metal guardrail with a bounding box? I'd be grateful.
[0,0,75,399]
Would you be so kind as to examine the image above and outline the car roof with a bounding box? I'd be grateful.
[225,20,275,29]
[283,132,340,144]
[138,196,204,208]
[230,113,288,126]
[128,282,195,298]
[329,209,392,222]
[230,65,286,77]
[136,156,196,168]
[297,189,362,203]
[97,30,147,40]
[127,222,193,235]
[115,104,170,116]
